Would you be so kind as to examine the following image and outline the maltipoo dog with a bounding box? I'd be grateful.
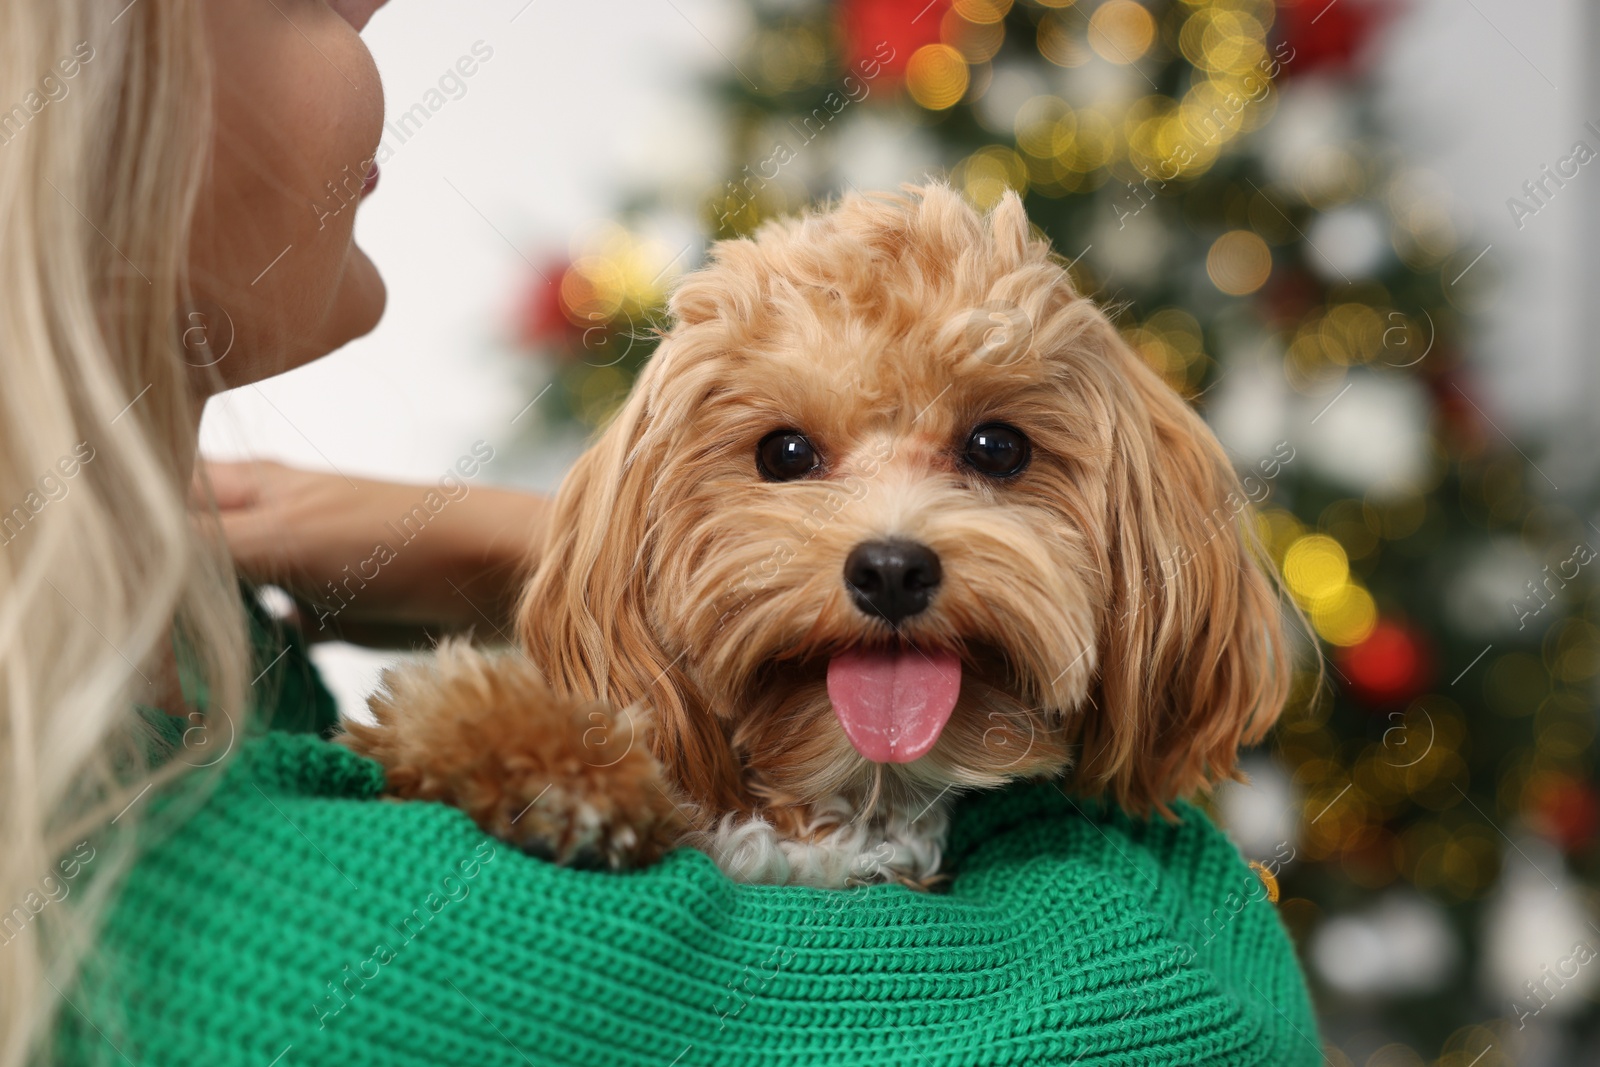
[343,183,1290,888]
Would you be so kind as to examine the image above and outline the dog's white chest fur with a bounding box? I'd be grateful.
[692,796,950,887]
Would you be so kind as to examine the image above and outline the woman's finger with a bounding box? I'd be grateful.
[203,460,269,512]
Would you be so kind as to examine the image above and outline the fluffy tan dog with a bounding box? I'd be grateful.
[343,183,1290,888]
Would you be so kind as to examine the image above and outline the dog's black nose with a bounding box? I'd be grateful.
[843,540,942,625]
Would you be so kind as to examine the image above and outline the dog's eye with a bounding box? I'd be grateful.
[756,430,820,481]
[963,423,1030,478]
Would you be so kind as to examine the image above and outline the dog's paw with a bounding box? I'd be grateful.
[340,641,686,870]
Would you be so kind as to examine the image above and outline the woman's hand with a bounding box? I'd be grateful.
[199,459,548,647]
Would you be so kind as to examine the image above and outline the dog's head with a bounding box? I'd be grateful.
[520,184,1289,820]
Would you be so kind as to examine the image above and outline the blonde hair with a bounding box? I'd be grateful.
[0,2,251,1062]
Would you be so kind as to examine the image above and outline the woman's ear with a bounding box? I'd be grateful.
[1069,325,1292,815]
[517,357,745,814]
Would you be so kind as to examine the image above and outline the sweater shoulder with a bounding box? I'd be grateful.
[67,742,1320,1066]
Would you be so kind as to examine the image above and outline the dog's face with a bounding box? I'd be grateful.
[521,185,1288,821]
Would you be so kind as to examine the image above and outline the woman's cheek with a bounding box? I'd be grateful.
[285,25,384,290]
[303,23,385,230]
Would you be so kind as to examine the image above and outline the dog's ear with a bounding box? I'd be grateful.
[517,374,745,814]
[1070,324,1292,815]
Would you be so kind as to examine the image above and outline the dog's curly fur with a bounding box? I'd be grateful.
[343,184,1291,887]
[344,644,685,868]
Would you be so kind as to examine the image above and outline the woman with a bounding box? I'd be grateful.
[4,0,528,1055]
[3,2,1317,1064]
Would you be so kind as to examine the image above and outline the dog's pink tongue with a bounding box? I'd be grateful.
[826,649,961,764]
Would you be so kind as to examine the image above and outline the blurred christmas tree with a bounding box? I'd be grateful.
[512,0,1600,1060]
[511,222,675,428]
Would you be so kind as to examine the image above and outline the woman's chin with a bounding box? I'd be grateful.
[218,246,388,391]
[331,244,387,345]
[300,244,387,367]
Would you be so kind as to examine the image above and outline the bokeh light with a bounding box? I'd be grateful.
[942,8,1005,64]
[906,44,970,110]
[1311,584,1379,647]
[952,144,1028,209]
[951,0,1012,25]
[1285,534,1351,603]
[1283,533,1378,646]
[1037,12,1092,68]
[1087,0,1155,65]
[1206,230,1272,295]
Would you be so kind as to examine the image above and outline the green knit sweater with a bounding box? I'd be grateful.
[60,609,1321,1066]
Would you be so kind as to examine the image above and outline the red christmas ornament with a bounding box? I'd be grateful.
[1337,618,1433,706]
[515,262,573,349]
[837,0,948,84]
[1274,0,1394,79]
[1529,776,1600,854]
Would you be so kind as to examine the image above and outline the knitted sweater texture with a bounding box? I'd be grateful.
[61,612,1321,1066]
